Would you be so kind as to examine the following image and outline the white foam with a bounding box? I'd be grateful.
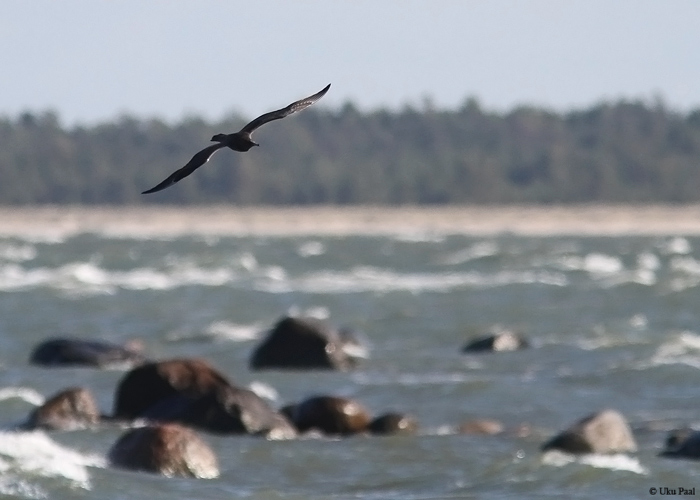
[637,252,660,271]
[670,256,700,275]
[0,471,47,499]
[248,381,279,402]
[660,236,691,255]
[0,387,45,407]
[256,266,568,294]
[0,243,37,262]
[0,431,105,490]
[438,241,500,265]
[542,450,647,475]
[286,305,331,320]
[584,253,624,275]
[204,321,261,341]
[647,331,700,369]
[296,240,326,257]
[0,261,237,295]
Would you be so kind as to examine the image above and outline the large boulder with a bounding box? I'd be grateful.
[25,387,100,430]
[541,409,637,454]
[113,358,231,419]
[113,358,295,438]
[250,316,362,371]
[286,396,372,436]
[659,428,700,459]
[108,423,219,478]
[30,337,146,368]
[462,328,529,353]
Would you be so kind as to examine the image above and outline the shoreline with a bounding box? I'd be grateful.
[0,204,697,237]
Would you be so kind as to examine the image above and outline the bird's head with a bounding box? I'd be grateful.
[211,133,227,142]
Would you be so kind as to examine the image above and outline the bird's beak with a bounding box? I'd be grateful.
[254,142,260,147]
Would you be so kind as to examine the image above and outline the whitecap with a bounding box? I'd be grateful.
[0,388,45,407]
[542,450,647,475]
[0,261,237,295]
[438,241,500,265]
[636,252,660,271]
[256,267,567,294]
[646,331,700,369]
[204,321,261,341]
[352,371,482,387]
[583,253,624,275]
[286,305,330,320]
[0,243,37,263]
[297,240,326,257]
[248,381,279,402]
[670,256,700,275]
[0,431,105,490]
[392,231,446,243]
[238,252,258,271]
[0,470,47,499]
[660,236,691,255]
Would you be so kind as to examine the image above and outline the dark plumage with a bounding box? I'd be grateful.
[142,84,331,194]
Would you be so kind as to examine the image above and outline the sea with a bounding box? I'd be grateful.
[0,226,699,499]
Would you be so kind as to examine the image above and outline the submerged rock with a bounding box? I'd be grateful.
[30,337,146,368]
[368,412,419,435]
[542,409,637,454]
[108,423,219,478]
[659,428,700,459]
[462,328,529,353]
[286,396,372,436]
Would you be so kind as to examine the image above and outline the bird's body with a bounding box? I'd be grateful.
[142,83,331,194]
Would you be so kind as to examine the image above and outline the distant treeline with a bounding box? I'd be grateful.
[1,98,700,205]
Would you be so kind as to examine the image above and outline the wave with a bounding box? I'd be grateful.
[0,261,569,296]
[0,243,37,263]
[541,450,647,474]
[297,240,326,257]
[0,430,105,492]
[352,371,485,387]
[0,261,237,295]
[0,388,45,407]
[255,267,568,294]
[644,331,700,369]
[437,241,500,265]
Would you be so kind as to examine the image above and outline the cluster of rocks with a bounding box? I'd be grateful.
[21,317,696,479]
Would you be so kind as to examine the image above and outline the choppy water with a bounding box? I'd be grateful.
[1,228,700,499]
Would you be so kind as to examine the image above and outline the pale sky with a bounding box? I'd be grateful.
[1,0,698,126]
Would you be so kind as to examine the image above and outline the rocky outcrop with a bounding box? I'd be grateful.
[462,328,529,353]
[541,409,637,454]
[108,423,219,478]
[250,316,363,371]
[113,358,295,438]
[285,396,372,436]
[25,387,100,430]
[30,337,146,368]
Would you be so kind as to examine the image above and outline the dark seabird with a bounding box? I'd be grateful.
[142,83,331,194]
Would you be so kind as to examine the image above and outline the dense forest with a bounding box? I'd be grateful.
[1,98,700,205]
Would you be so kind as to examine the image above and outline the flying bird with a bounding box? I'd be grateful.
[142,83,331,194]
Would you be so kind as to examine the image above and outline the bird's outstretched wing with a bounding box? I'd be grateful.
[142,143,226,194]
[239,83,331,135]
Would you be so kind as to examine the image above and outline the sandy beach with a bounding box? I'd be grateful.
[0,204,697,238]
